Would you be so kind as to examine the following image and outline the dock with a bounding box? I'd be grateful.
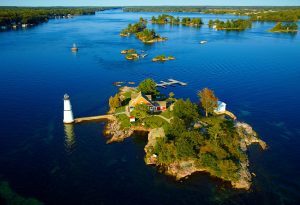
[214,111,237,120]
[74,114,116,123]
[156,79,187,88]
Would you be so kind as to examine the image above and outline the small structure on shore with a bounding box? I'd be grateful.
[63,94,74,124]
[71,43,78,52]
[215,101,226,112]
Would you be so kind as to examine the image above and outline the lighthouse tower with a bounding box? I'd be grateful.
[63,94,74,124]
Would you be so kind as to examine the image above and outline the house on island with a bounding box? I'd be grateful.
[215,101,226,113]
[128,91,167,112]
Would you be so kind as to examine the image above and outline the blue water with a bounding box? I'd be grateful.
[0,9,300,204]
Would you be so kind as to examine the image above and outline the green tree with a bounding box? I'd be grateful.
[173,99,199,126]
[131,104,149,119]
[168,92,175,99]
[137,78,159,95]
[109,94,120,111]
[198,88,218,117]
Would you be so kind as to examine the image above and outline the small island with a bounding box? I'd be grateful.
[120,18,167,43]
[152,55,175,62]
[151,14,203,27]
[268,22,298,33]
[105,78,267,190]
[208,19,252,31]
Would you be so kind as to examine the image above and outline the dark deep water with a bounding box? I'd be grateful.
[0,9,300,205]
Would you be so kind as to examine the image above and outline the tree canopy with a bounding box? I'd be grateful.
[198,88,218,117]
[137,78,159,95]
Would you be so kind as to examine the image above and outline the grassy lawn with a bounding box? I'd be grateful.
[116,114,131,129]
[160,109,173,119]
[142,116,168,129]
[115,106,126,113]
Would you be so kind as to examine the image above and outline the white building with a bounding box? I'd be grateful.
[63,94,74,124]
[215,101,226,112]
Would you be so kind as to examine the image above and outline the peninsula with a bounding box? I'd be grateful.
[104,79,267,190]
[0,7,107,31]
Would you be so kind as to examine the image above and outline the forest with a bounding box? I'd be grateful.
[0,7,107,27]
[208,19,252,31]
[124,6,300,22]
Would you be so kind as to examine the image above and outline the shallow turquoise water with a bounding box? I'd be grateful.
[0,9,299,204]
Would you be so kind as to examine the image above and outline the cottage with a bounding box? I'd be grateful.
[128,91,167,112]
[215,101,226,112]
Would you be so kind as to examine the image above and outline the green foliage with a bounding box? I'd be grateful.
[160,108,173,119]
[135,28,162,42]
[131,104,149,119]
[0,7,104,27]
[142,116,168,129]
[208,19,252,31]
[116,114,131,129]
[168,92,175,99]
[172,99,199,126]
[137,78,159,95]
[109,94,121,110]
[115,106,126,113]
[150,14,202,26]
[198,88,218,117]
[269,22,298,32]
[0,181,43,205]
[120,18,147,35]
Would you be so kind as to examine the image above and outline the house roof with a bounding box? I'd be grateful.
[129,91,154,107]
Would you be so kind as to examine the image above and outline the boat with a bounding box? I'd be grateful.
[71,43,78,52]
[200,40,207,44]
[128,82,135,85]
[140,54,148,58]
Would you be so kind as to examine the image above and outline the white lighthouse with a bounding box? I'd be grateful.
[63,94,74,124]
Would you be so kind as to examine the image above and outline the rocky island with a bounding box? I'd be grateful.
[103,79,267,190]
[152,55,175,62]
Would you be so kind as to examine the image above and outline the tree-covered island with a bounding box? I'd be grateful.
[151,14,203,27]
[268,22,298,33]
[105,78,267,190]
[208,19,252,31]
[120,17,167,43]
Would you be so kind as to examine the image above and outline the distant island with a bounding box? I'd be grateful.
[151,14,203,27]
[0,7,108,30]
[269,22,298,33]
[105,78,267,190]
[123,6,300,22]
[152,55,175,62]
[120,18,167,43]
[208,19,252,31]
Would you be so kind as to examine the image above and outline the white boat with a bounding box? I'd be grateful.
[200,40,207,44]
[71,43,78,52]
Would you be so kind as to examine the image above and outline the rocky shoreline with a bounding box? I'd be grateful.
[104,86,267,190]
[143,122,267,190]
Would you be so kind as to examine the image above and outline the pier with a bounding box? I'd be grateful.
[214,110,237,120]
[156,79,187,88]
[74,114,116,123]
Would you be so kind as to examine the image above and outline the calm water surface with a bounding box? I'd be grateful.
[0,9,300,205]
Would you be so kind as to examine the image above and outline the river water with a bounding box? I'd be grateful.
[0,9,299,205]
